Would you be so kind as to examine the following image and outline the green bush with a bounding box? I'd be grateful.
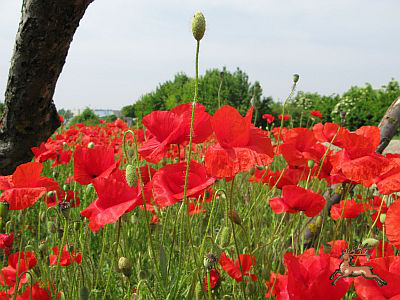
[69,107,100,127]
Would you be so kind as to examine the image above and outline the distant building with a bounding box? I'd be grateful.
[71,108,121,118]
[94,109,121,118]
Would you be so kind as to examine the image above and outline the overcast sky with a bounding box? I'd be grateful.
[1,0,399,110]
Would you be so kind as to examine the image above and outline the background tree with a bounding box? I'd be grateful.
[69,108,100,126]
[58,108,74,124]
[0,0,93,175]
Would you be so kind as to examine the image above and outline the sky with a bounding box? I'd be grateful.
[1,0,399,110]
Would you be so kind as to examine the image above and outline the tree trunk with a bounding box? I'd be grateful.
[0,0,93,175]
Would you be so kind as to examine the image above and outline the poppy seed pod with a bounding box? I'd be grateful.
[118,257,133,277]
[192,11,206,41]
[362,238,379,247]
[125,164,137,187]
[380,213,386,224]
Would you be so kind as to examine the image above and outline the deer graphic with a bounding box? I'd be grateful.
[329,243,387,286]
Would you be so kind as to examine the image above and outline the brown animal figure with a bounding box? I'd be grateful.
[329,243,387,286]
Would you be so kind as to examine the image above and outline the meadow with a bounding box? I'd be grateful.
[1,11,400,300]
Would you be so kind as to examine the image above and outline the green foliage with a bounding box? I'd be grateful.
[58,108,74,123]
[69,107,100,126]
[102,114,118,123]
[331,80,400,130]
[126,67,273,122]
[0,102,4,117]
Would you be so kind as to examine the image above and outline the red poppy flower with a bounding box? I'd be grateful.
[265,272,289,299]
[205,105,274,178]
[385,198,400,248]
[376,154,400,195]
[358,240,395,265]
[80,169,141,232]
[49,245,82,266]
[203,269,220,291]
[0,252,37,292]
[320,240,349,259]
[219,252,257,283]
[269,185,326,217]
[354,256,400,299]
[278,114,291,121]
[249,167,306,189]
[46,190,80,208]
[0,233,14,256]
[283,251,351,300]
[0,162,60,210]
[16,283,52,300]
[278,128,326,168]
[262,113,275,124]
[139,103,212,163]
[310,110,322,118]
[73,145,118,185]
[330,199,368,220]
[188,202,206,216]
[58,114,65,123]
[152,161,215,207]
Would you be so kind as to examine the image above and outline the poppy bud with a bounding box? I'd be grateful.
[293,74,300,83]
[59,201,71,219]
[88,142,95,149]
[47,221,57,234]
[118,257,133,277]
[307,160,315,169]
[0,202,9,218]
[249,168,255,176]
[125,164,137,187]
[192,11,206,41]
[79,287,89,300]
[86,184,94,193]
[362,238,379,247]
[218,227,231,248]
[47,191,56,198]
[256,165,265,170]
[315,215,322,227]
[228,210,242,225]
[38,241,48,253]
[58,228,64,239]
[380,213,386,224]
[204,253,217,271]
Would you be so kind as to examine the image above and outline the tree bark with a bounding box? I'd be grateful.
[376,96,400,154]
[0,0,93,175]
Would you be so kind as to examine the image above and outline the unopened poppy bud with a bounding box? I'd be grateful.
[380,213,386,224]
[218,227,231,248]
[0,202,9,218]
[58,228,64,239]
[256,165,264,170]
[118,257,133,277]
[38,241,48,253]
[47,221,57,234]
[59,201,71,219]
[47,191,56,198]
[315,215,322,227]
[228,210,242,225]
[88,142,95,149]
[79,287,89,300]
[86,184,94,193]
[362,238,379,247]
[249,168,255,175]
[293,74,300,83]
[192,11,206,41]
[125,164,137,187]
[307,160,315,169]
[204,253,217,271]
